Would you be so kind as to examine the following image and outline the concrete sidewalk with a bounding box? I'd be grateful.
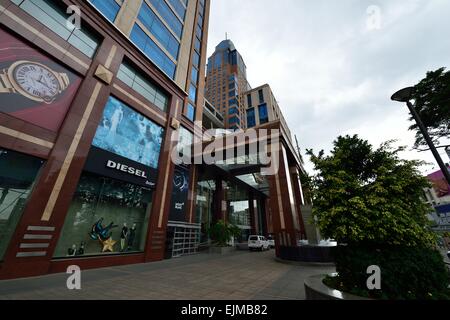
[0,250,334,300]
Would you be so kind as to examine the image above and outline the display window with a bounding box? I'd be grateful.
[54,96,162,258]
[0,148,44,260]
[54,172,152,258]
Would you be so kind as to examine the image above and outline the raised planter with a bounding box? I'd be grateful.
[235,243,249,250]
[304,273,371,300]
[208,246,235,254]
[279,245,335,263]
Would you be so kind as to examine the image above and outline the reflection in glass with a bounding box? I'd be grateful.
[227,181,251,242]
[54,172,152,258]
[0,149,43,260]
[195,179,215,244]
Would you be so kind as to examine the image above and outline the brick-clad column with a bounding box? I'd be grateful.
[144,98,183,262]
[290,167,307,239]
[266,143,301,257]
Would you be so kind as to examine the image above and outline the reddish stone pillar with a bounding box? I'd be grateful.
[266,144,301,256]
[290,167,307,239]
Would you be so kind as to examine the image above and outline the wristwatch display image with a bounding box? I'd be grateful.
[0,60,70,104]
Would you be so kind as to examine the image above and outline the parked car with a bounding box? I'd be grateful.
[248,235,270,251]
[266,235,275,248]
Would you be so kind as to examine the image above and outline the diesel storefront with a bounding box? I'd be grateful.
[0,0,199,279]
[53,96,164,259]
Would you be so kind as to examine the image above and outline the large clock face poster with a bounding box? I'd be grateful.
[0,28,82,132]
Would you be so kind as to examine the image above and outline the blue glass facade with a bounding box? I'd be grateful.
[148,0,183,38]
[186,103,195,121]
[89,0,120,22]
[247,108,256,127]
[130,24,176,79]
[138,2,180,59]
[258,103,268,124]
[168,0,187,20]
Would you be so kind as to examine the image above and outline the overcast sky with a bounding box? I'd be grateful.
[206,0,450,174]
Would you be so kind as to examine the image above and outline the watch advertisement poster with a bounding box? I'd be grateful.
[0,28,82,132]
[168,165,190,222]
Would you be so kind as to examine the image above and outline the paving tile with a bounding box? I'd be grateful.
[0,251,335,300]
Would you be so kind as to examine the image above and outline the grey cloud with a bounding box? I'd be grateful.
[207,0,450,174]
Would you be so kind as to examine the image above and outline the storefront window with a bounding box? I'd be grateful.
[0,148,43,260]
[54,172,152,258]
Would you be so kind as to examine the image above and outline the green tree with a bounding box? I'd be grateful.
[306,135,434,246]
[307,135,450,299]
[410,67,450,148]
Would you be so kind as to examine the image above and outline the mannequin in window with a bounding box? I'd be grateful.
[120,223,128,252]
[67,244,77,256]
[77,242,85,255]
[127,223,136,251]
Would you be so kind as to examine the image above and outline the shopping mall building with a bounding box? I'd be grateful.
[0,0,308,279]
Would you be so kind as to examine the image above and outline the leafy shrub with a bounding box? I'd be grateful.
[207,220,241,247]
[329,245,450,300]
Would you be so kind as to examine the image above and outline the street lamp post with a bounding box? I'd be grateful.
[391,87,450,185]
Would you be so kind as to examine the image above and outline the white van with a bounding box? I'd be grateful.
[248,235,270,251]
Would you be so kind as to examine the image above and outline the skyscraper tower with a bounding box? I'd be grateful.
[205,39,251,129]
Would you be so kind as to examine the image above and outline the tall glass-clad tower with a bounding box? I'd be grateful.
[205,40,251,129]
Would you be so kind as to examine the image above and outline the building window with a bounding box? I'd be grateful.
[167,0,186,20]
[148,0,183,38]
[0,148,44,261]
[88,0,120,22]
[130,24,176,79]
[228,98,238,106]
[247,107,256,127]
[138,2,180,59]
[247,94,252,107]
[229,116,240,125]
[192,51,200,68]
[229,107,238,115]
[117,61,169,112]
[15,0,99,58]
[189,84,197,103]
[195,23,202,39]
[186,103,195,121]
[258,89,264,104]
[54,172,153,258]
[258,103,268,124]
[194,37,201,53]
[191,67,199,84]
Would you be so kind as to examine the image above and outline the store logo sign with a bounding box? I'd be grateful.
[106,160,148,179]
[175,202,185,210]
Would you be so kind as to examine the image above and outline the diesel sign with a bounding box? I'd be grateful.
[106,160,148,178]
[84,146,158,188]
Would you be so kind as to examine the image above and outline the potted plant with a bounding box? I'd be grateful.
[304,135,450,300]
[207,220,241,254]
